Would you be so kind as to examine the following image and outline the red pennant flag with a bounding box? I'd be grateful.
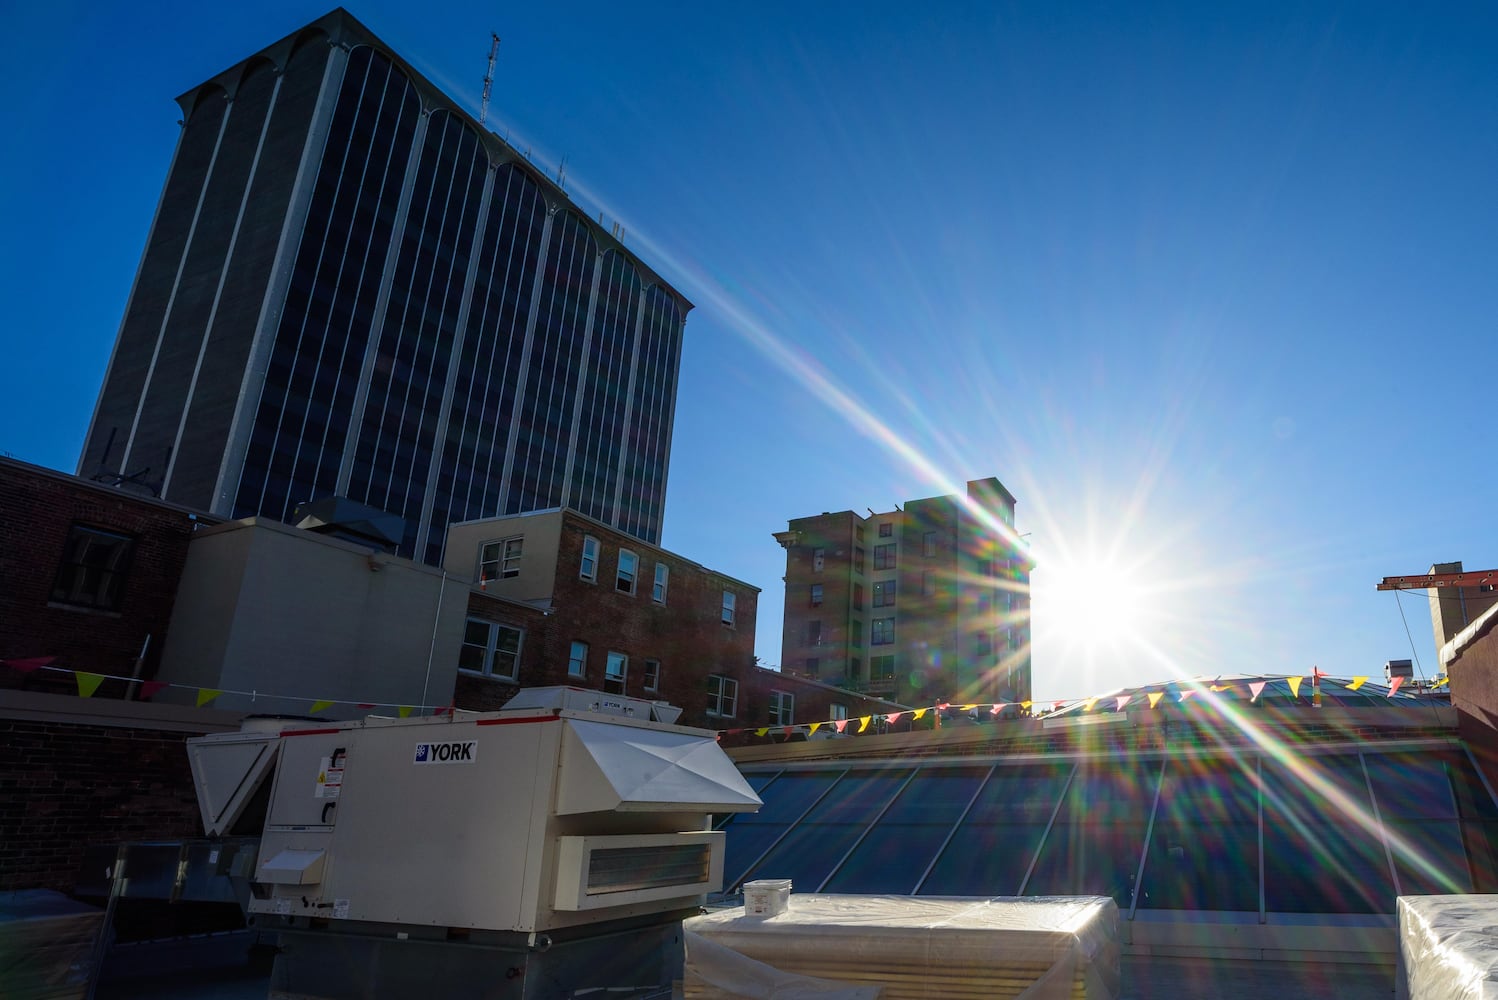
[726,728,743,736]
[139,680,167,700]
[782,726,794,737]
[1179,690,1195,701]
[356,703,376,709]
[3,656,56,673]
[1388,676,1404,696]
[886,712,904,724]
[1116,695,1132,710]
[1249,681,1267,701]
[990,703,1006,715]
[834,719,848,733]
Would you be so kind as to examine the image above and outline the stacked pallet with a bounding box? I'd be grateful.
[685,895,1120,1000]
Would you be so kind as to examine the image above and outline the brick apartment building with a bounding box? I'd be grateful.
[444,508,759,729]
[0,457,215,698]
[774,477,1032,708]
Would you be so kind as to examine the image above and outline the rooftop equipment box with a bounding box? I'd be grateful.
[187,689,761,935]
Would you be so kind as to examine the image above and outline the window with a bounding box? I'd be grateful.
[616,549,637,594]
[605,651,628,693]
[853,583,864,610]
[830,703,848,721]
[480,537,523,582]
[878,522,893,538]
[856,525,866,541]
[653,562,669,604]
[580,536,600,581]
[707,674,738,717]
[922,570,937,597]
[874,544,897,570]
[769,690,795,726]
[813,548,826,573]
[644,659,661,691]
[805,657,820,679]
[873,617,895,645]
[849,656,862,679]
[568,641,588,678]
[51,524,134,610]
[923,531,938,557]
[722,590,736,626]
[872,654,896,682]
[458,618,523,680]
[873,580,896,607]
[807,620,823,646]
[809,584,823,607]
[852,620,863,647]
[854,547,865,574]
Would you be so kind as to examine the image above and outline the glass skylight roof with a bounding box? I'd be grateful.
[722,741,1498,919]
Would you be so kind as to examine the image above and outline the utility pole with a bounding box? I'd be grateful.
[480,32,500,125]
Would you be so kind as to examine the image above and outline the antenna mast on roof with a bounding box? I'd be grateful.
[479,32,500,126]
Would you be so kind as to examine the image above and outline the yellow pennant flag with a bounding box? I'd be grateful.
[1288,676,1302,698]
[310,700,335,714]
[1147,691,1164,708]
[960,704,978,712]
[196,688,223,708]
[912,708,927,720]
[808,722,821,734]
[754,728,769,737]
[857,716,871,733]
[1021,700,1033,710]
[75,672,105,698]
[398,706,413,718]
[1085,697,1098,712]
[1348,676,1367,690]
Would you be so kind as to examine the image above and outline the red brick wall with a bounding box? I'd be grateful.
[0,716,204,892]
[452,514,759,729]
[1449,628,1498,790]
[0,459,209,698]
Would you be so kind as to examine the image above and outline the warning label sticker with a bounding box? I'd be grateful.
[315,754,344,799]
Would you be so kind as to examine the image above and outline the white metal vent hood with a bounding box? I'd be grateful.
[556,718,761,815]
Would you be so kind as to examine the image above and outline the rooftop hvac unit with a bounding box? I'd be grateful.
[1385,659,1415,682]
[186,687,761,999]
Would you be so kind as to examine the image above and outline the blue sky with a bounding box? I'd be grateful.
[3,2,1496,701]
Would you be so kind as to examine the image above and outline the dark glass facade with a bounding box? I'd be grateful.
[724,742,1498,918]
[80,12,688,560]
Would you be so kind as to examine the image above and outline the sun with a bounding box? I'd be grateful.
[1030,552,1163,667]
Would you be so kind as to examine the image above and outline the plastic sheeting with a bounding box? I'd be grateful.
[685,931,883,999]
[1398,895,1498,1000]
[685,894,1120,999]
[0,890,104,1000]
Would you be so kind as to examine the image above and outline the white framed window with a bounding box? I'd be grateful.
[878,522,893,538]
[813,547,825,572]
[807,620,823,646]
[617,549,638,594]
[874,543,896,570]
[458,618,522,680]
[479,536,523,582]
[580,536,600,582]
[721,590,736,626]
[568,641,588,678]
[871,654,896,682]
[923,531,938,557]
[872,617,895,646]
[769,690,795,726]
[707,674,738,718]
[874,580,896,607]
[829,703,847,721]
[809,583,823,607]
[605,651,628,694]
[653,562,669,604]
[643,659,661,691]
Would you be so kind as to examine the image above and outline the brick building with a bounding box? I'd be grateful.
[773,477,1032,708]
[0,457,214,699]
[443,508,758,729]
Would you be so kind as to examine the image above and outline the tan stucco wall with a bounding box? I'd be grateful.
[444,510,563,604]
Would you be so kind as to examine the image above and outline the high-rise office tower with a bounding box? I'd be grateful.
[773,478,1032,707]
[80,9,689,561]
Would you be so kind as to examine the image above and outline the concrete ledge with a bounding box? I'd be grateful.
[0,689,247,734]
